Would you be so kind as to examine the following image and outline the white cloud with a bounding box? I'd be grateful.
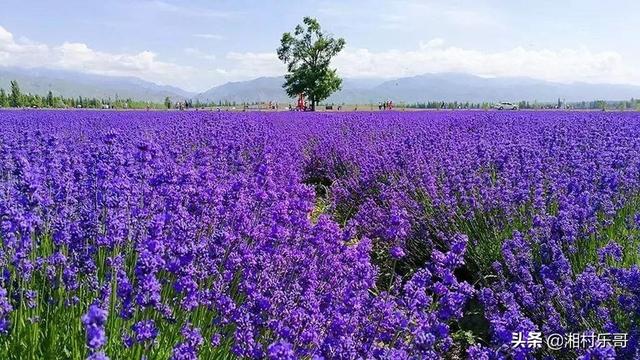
[184,47,217,61]
[318,0,506,32]
[439,7,505,30]
[1,22,639,93]
[334,44,635,85]
[419,38,445,50]
[193,33,224,40]
[0,26,13,43]
[0,25,204,90]
[223,41,639,86]
[143,0,235,19]
[221,52,285,78]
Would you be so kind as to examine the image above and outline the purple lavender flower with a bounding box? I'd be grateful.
[87,352,109,360]
[0,286,12,335]
[210,333,221,347]
[132,320,158,343]
[598,242,623,263]
[389,245,406,259]
[170,324,203,360]
[3,109,640,359]
[267,340,295,360]
[82,304,108,352]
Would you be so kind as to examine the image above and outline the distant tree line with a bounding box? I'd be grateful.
[2,79,640,111]
[406,101,491,109]
[571,99,640,110]
[163,96,241,110]
[0,80,247,110]
[0,80,168,109]
[405,98,640,110]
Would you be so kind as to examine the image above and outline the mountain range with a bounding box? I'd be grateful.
[196,74,640,104]
[2,67,640,104]
[0,67,193,103]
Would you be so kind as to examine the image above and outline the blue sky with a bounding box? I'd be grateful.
[0,0,638,91]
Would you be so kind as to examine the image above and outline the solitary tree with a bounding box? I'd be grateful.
[277,17,345,111]
[10,80,21,108]
[164,96,172,109]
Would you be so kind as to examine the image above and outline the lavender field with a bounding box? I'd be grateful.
[1,110,640,359]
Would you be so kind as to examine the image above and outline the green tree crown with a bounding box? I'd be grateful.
[277,17,345,111]
[10,80,22,107]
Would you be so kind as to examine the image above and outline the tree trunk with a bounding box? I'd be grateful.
[311,96,316,111]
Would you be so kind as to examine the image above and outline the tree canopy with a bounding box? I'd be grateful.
[10,80,21,108]
[277,17,345,111]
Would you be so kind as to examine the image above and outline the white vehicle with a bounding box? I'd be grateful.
[494,102,519,110]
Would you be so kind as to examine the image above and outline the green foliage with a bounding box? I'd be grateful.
[0,80,232,110]
[0,233,237,359]
[277,17,345,111]
[46,91,54,107]
[0,88,7,107]
[407,101,490,109]
[0,80,173,109]
[9,80,21,107]
[405,99,640,110]
[569,194,640,273]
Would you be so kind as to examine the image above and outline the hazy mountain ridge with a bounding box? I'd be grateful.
[0,67,194,102]
[196,73,640,103]
[2,66,639,104]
